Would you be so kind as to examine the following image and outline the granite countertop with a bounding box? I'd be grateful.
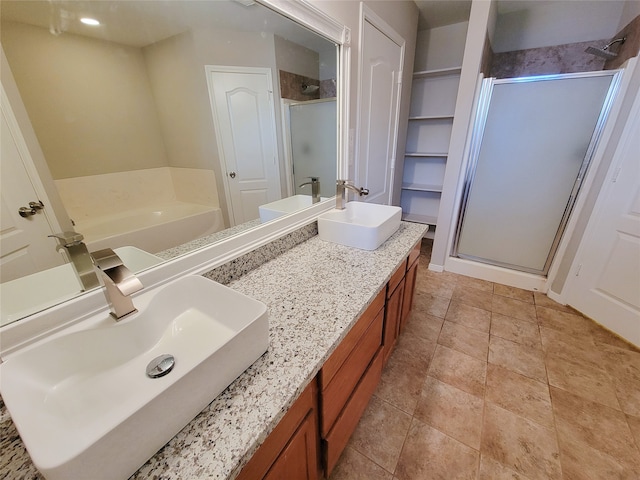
[0,222,427,480]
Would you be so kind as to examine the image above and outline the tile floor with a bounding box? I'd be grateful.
[329,239,640,480]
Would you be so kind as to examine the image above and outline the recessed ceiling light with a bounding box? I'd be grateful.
[80,17,100,26]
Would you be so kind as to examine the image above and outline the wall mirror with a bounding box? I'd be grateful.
[0,0,341,327]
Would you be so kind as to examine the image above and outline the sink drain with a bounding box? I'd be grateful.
[146,354,175,378]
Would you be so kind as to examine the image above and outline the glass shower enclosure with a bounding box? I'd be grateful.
[453,71,622,275]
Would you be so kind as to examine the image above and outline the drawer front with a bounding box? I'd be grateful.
[319,288,385,390]
[408,241,421,269]
[320,308,383,436]
[323,348,384,476]
[387,261,406,299]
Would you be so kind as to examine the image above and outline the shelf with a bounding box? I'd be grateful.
[409,115,454,121]
[402,213,437,225]
[401,183,443,193]
[404,153,448,158]
[413,67,462,79]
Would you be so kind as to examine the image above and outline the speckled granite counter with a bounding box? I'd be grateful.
[0,222,426,480]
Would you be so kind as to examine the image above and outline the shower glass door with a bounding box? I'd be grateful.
[454,71,621,275]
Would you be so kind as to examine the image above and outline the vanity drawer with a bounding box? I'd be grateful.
[319,288,385,390]
[323,348,383,476]
[319,308,384,436]
[407,241,421,270]
[387,261,406,298]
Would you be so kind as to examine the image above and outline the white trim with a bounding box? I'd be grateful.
[445,257,548,292]
[280,98,295,197]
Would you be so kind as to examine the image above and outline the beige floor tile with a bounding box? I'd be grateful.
[491,295,537,323]
[491,313,541,348]
[428,344,487,397]
[485,363,554,429]
[493,284,534,304]
[545,353,621,410]
[375,351,430,416]
[393,333,437,372]
[451,285,493,311]
[412,290,450,318]
[533,292,575,313]
[437,320,489,361]
[349,396,412,473]
[539,327,602,370]
[329,446,393,480]
[455,274,494,293]
[478,454,533,480]
[627,414,640,449]
[395,418,479,480]
[402,311,443,343]
[589,323,640,352]
[415,270,456,299]
[414,376,484,449]
[536,306,595,339]
[445,301,491,333]
[598,344,640,417]
[489,336,547,383]
[550,387,640,469]
[556,426,640,480]
[481,403,562,480]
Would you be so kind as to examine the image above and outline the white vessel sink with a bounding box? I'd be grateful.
[318,202,402,250]
[0,246,162,326]
[259,194,327,222]
[0,275,269,480]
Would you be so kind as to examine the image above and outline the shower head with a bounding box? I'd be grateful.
[585,37,626,60]
[301,83,319,95]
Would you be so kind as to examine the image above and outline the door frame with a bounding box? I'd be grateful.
[205,65,281,226]
[354,4,405,204]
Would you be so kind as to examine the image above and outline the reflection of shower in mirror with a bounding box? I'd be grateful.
[301,83,320,95]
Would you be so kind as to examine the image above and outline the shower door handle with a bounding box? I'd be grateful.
[229,171,236,179]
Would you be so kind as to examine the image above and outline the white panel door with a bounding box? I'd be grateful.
[356,17,403,205]
[565,86,640,346]
[207,67,281,225]
[1,89,63,282]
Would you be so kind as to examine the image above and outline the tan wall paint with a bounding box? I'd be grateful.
[1,22,169,179]
[274,35,319,79]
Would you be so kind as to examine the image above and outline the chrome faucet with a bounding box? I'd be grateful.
[49,231,100,291]
[336,180,369,209]
[299,176,321,203]
[91,248,143,320]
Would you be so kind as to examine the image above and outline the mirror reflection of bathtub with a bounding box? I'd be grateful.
[0,246,163,326]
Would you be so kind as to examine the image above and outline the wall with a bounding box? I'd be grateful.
[492,1,626,52]
[414,21,469,71]
[1,22,169,179]
[274,35,319,78]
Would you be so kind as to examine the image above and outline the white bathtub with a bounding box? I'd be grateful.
[76,202,224,254]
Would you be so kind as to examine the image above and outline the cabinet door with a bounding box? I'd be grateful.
[383,278,405,365]
[400,258,419,333]
[264,412,319,480]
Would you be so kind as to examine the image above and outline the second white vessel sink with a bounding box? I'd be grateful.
[259,194,327,222]
[0,275,269,480]
[318,201,402,250]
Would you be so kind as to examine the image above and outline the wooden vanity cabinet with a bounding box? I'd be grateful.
[235,380,320,480]
[318,288,386,477]
[383,262,406,365]
[400,242,421,333]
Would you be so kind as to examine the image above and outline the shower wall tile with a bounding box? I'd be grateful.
[490,40,608,79]
[320,78,337,98]
[604,14,640,70]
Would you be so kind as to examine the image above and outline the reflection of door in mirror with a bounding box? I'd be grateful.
[206,66,281,225]
[0,88,64,282]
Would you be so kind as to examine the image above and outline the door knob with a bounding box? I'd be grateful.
[229,172,237,178]
[19,200,44,218]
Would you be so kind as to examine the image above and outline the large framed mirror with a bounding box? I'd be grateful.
[0,0,346,330]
